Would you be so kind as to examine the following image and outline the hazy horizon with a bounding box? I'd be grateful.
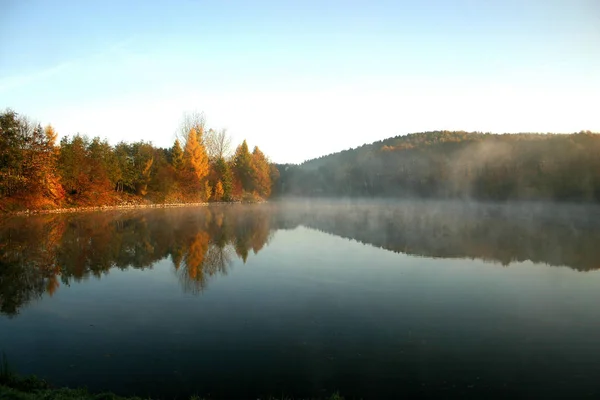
[2,0,599,163]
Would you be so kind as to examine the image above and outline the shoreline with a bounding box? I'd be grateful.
[0,367,343,400]
[6,201,252,217]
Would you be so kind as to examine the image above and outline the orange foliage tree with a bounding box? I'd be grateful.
[251,146,272,198]
[183,128,210,199]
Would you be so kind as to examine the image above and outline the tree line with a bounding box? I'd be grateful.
[274,130,600,202]
[5,107,600,208]
[0,109,279,211]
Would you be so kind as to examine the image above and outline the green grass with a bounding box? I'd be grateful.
[0,353,146,400]
[0,383,345,400]
[0,386,345,400]
[1,352,345,400]
[0,385,148,400]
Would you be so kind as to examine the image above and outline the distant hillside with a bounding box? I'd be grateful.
[274,130,600,202]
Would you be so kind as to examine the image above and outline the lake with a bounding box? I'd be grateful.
[2,200,600,399]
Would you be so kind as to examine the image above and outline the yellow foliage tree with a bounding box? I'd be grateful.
[38,124,64,201]
[204,181,212,202]
[214,181,224,201]
[44,125,58,147]
[184,128,209,182]
[251,146,272,198]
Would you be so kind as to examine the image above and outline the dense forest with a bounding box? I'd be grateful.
[3,107,600,209]
[274,130,600,202]
[0,109,279,211]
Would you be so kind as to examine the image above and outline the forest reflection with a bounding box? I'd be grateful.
[276,200,600,271]
[2,201,600,317]
[0,205,273,316]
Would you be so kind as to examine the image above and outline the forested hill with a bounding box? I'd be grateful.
[273,130,600,202]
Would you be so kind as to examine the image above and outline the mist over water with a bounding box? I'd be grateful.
[275,198,600,270]
[1,200,600,399]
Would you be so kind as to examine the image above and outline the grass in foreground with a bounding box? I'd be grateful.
[1,354,344,400]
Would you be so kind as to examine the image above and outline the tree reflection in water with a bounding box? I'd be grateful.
[2,201,600,316]
[0,205,273,316]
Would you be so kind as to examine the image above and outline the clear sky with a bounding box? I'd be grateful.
[1,0,599,163]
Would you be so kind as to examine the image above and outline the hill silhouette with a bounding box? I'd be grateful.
[274,130,600,202]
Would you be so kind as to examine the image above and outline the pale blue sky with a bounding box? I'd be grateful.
[1,0,599,163]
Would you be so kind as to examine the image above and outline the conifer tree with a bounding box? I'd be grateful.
[171,139,184,170]
[251,146,272,198]
[233,140,253,192]
[184,128,209,182]
[214,157,233,201]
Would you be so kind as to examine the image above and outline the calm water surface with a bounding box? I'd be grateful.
[1,200,600,399]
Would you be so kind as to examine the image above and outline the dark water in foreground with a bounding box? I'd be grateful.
[2,200,600,399]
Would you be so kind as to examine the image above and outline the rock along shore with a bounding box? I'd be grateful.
[8,201,250,216]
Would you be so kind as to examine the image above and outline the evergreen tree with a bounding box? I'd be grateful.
[0,110,27,196]
[171,139,184,170]
[58,135,89,195]
[214,157,233,201]
[87,137,113,192]
[113,142,134,192]
[130,141,155,195]
[233,140,253,192]
[1,108,282,208]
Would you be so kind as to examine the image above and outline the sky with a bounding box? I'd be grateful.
[1,0,599,163]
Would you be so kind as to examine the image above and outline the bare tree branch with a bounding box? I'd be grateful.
[177,111,206,146]
[205,128,232,161]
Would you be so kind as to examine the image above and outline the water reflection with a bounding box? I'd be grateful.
[0,205,273,316]
[276,200,600,271]
[2,201,600,316]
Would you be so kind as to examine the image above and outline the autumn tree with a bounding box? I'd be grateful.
[251,146,272,198]
[213,157,233,201]
[183,128,209,199]
[205,128,232,161]
[40,125,64,200]
[0,111,61,200]
[204,181,213,201]
[44,125,58,147]
[2,108,285,209]
[232,140,253,193]
[58,135,115,202]
[214,181,225,201]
